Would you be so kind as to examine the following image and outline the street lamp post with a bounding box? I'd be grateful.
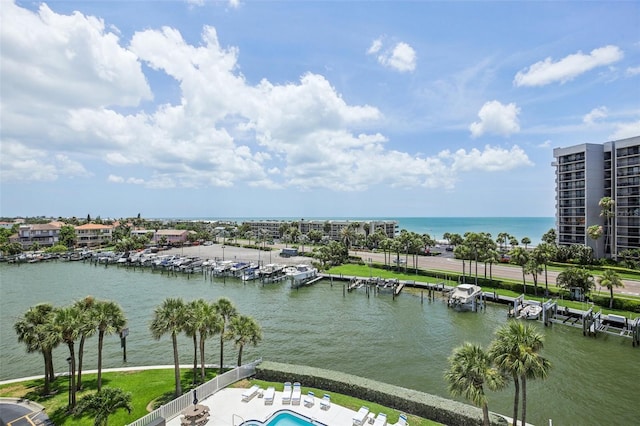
[222,245,225,261]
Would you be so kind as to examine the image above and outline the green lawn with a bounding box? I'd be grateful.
[0,370,443,426]
[0,368,216,425]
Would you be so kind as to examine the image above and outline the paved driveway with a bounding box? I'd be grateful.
[0,399,51,426]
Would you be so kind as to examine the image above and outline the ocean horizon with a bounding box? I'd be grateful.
[169,216,555,245]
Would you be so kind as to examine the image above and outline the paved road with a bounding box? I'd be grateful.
[169,243,640,297]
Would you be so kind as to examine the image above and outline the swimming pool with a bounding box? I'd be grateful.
[240,410,327,426]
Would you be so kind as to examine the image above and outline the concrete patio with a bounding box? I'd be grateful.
[166,387,366,426]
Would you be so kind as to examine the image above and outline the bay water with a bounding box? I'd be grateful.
[1,259,636,426]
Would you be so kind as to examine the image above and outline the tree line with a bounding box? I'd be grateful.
[150,297,262,398]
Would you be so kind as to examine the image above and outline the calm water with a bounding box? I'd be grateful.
[1,261,636,426]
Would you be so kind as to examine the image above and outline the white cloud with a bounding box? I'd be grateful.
[367,38,383,55]
[367,38,416,72]
[583,106,608,125]
[0,2,531,195]
[0,140,90,182]
[469,100,521,138]
[444,145,534,172]
[609,120,640,140]
[626,66,640,76]
[538,140,551,148]
[514,45,624,87]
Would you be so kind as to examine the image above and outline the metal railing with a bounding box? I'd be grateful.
[126,359,262,426]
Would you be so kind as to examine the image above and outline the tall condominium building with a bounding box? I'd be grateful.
[553,135,640,258]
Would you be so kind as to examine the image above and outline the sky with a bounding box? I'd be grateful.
[1,0,639,220]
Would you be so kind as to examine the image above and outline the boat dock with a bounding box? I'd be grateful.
[323,273,640,347]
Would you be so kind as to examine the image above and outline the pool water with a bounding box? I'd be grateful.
[242,410,323,426]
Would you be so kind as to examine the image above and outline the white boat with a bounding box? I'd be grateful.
[518,301,543,320]
[241,266,260,281]
[448,283,483,311]
[285,264,318,284]
[258,263,286,283]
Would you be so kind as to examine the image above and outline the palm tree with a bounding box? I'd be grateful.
[213,297,237,373]
[599,197,615,257]
[533,243,555,295]
[444,342,505,426]
[73,296,97,391]
[227,315,262,366]
[524,259,542,296]
[94,301,126,392]
[14,303,60,395]
[150,298,186,398]
[587,225,603,260]
[598,270,624,308]
[489,321,552,426]
[55,305,82,408]
[75,387,132,426]
[509,247,529,293]
[521,237,531,250]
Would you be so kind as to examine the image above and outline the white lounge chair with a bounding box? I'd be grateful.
[320,393,331,410]
[291,382,302,405]
[373,413,387,426]
[263,386,275,405]
[242,385,260,402]
[281,382,292,404]
[394,414,408,426]
[352,406,370,426]
[303,391,315,407]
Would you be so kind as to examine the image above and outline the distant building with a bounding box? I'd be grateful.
[154,229,190,245]
[242,219,398,241]
[553,135,640,258]
[10,222,62,249]
[75,223,114,247]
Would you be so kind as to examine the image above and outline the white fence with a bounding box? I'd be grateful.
[126,359,261,426]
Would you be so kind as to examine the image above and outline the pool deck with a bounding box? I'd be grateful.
[166,388,367,426]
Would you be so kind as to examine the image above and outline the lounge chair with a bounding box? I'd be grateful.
[291,382,302,405]
[352,406,370,426]
[373,413,387,426]
[394,414,408,426]
[303,391,315,407]
[320,393,331,410]
[263,386,275,405]
[242,385,260,402]
[281,381,292,404]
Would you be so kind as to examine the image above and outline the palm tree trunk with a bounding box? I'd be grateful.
[46,350,55,383]
[67,343,77,408]
[199,334,206,382]
[77,336,85,390]
[482,401,490,426]
[512,375,519,426]
[192,334,197,385]
[97,331,104,392]
[521,376,527,426]
[42,352,50,395]
[544,264,549,295]
[237,344,243,366]
[171,332,181,397]
[610,287,614,309]
[219,335,225,374]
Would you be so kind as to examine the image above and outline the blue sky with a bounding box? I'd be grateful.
[1,0,639,219]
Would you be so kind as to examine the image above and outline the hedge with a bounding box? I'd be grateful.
[255,361,508,426]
